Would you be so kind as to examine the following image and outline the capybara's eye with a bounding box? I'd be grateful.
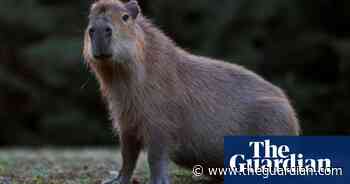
[89,28,95,37]
[122,14,130,22]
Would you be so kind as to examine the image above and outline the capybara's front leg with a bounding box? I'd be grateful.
[118,131,142,184]
[147,133,171,184]
[103,131,142,184]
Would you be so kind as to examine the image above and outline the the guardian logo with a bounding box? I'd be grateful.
[230,140,332,171]
[224,137,347,183]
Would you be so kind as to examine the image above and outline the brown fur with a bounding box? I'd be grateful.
[83,0,300,183]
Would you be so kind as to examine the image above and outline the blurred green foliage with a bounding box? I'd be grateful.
[0,0,349,146]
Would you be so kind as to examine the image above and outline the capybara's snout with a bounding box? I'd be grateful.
[88,18,113,60]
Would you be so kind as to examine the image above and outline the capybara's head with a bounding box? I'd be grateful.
[84,0,142,63]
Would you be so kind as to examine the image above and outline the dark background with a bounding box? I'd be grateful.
[1,0,349,146]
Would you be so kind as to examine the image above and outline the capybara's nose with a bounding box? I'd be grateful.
[89,25,113,40]
[89,24,113,59]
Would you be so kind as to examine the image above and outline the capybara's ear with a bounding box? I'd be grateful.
[125,0,141,19]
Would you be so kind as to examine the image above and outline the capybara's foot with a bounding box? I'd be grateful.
[101,171,121,184]
[101,176,120,184]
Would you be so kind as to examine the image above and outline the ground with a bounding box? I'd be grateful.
[0,149,214,184]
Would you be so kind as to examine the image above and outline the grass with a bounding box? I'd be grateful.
[0,149,214,184]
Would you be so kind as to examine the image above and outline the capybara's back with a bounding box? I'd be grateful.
[161,54,300,170]
[83,0,300,183]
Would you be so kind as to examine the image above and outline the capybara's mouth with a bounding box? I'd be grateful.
[94,54,113,61]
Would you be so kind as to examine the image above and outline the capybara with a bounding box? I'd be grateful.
[83,0,300,183]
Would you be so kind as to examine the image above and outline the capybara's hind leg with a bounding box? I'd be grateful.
[246,97,300,135]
